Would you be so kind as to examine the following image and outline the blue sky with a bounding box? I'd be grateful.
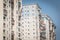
[22,0,60,40]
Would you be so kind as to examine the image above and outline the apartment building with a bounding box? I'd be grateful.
[13,0,22,40]
[20,4,41,40]
[40,14,56,40]
[0,0,22,40]
[0,0,56,40]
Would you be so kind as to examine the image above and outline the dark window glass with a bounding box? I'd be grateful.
[18,23,20,26]
[3,3,6,8]
[3,36,5,40]
[3,16,6,20]
[18,33,20,37]
[3,30,5,34]
[18,16,21,20]
[3,23,5,28]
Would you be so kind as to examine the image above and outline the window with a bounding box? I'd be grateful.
[9,1,11,3]
[11,18,14,22]
[11,0,14,4]
[39,14,41,19]
[38,10,40,12]
[3,16,6,20]
[3,3,6,8]
[18,16,21,20]
[27,10,29,12]
[11,31,14,40]
[3,36,5,40]
[28,21,29,23]
[7,6,8,8]
[18,33,20,37]
[25,14,26,16]
[18,23,20,26]
[33,32,35,34]
[3,23,5,28]
[3,9,7,16]
[28,29,29,31]
[7,38,8,40]
[22,33,24,35]
[18,28,20,31]
[3,29,5,34]
[9,4,10,7]
[33,29,35,30]
[28,33,30,35]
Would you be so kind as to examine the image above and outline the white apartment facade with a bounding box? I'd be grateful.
[20,4,41,40]
[0,0,22,40]
[13,0,22,40]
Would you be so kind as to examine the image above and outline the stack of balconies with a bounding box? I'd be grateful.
[40,20,46,40]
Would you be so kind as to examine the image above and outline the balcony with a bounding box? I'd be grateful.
[40,20,45,27]
[40,34,46,39]
[40,26,46,32]
[40,32,46,39]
